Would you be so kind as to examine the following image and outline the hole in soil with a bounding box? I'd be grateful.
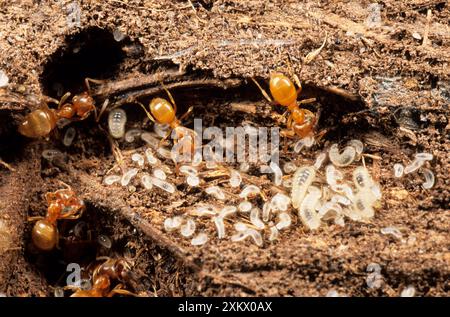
[40,27,127,98]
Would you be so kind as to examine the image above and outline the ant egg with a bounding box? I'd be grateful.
[269,161,283,186]
[269,224,279,241]
[191,205,217,217]
[250,208,265,229]
[400,285,416,297]
[164,217,182,231]
[275,212,291,230]
[103,175,121,186]
[219,206,237,218]
[108,108,127,139]
[421,168,435,189]
[63,127,76,147]
[141,174,153,190]
[313,152,327,170]
[153,168,167,180]
[121,168,138,186]
[131,153,145,167]
[125,129,142,143]
[151,177,175,193]
[271,193,291,211]
[141,132,159,148]
[415,152,433,161]
[144,148,158,165]
[229,170,242,188]
[213,216,225,239]
[404,159,425,174]
[205,186,225,200]
[239,185,261,199]
[238,201,252,213]
[283,162,297,174]
[291,166,316,209]
[187,175,200,187]
[393,163,404,178]
[97,235,112,249]
[191,232,208,246]
[380,226,403,240]
[299,186,322,230]
[180,219,196,237]
[329,144,356,167]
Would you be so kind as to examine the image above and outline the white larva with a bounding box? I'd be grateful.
[205,186,226,200]
[299,186,321,230]
[353,166,374,190]
[144,148,158,165]
[238,201,252,213]
[63,127,76,147]
[213,216,225,239]
[151,176,175,193]
[415,152,433,161]
[291,166,316,209]
[231,228,263,247]
[103,175,121,186]
[421,168,435,189]
[269,161,283,186]
[329,144,356,167]
[271,193,291,212]
[294,135,314,153]
[191,233,208,246]
[283,162,297,174]
[229,169,242,188]
[250,208,265,230]
[180,219,196,237]
[179,165,198,176]
[313,152,327,170]
[164,216,182,231]
[262,202,272,222]
[219,206,237,218]
[186,175,200,187]
[124,129,142,143]
[190,205,217,217]
[108,108,127,139]
[404,159,425,174]
[352,190,375,219]
[347,139,364,156]
[131,153,145,167]
[269,224,279,241]
[121,168,138,186]
[325,165,343,187]
[275,212,291,230]
[380,226,403,240]
[393,163,404,178]
[234,222,248,232]
[239,185,261,199]
[153,168,167,180]
[318,202,342,221]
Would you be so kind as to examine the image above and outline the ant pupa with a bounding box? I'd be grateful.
[275,212,291,230]
[108,108,127,139]
[191,232,208,246]
[299,186,322,230]
[291,166,316,209]
[250,208,265,229]
[104,175,121,186]
[205,186,226,200]
[239,185,261,199]
[180,219,196,237]
[329,144,356,167]
[421,168,435,189]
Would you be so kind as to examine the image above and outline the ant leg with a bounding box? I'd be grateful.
[134,101,155,123]
[27,216,44,222]
[96,99,110,122]
[251,78,272,103]
[161,81,177,114]
[108,284,137,297]
[298,98,316,105]
[85,78,105,94]
[58,92,72,109]
[178,106,194,122]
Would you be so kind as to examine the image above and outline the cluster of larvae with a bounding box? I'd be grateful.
[393,152,435,189]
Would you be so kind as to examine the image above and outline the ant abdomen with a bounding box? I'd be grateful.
[149,98,176,125]
[18,106,58,138]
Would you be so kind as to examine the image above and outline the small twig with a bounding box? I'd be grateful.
[422,9,432,46]
[304,33,328,64]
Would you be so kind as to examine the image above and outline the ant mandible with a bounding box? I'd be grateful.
[18,78,101,138]
[29,186,85,251]
[252,73,316,139]
[70,258,136,297]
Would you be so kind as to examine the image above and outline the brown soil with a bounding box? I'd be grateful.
[0,0,449,297]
